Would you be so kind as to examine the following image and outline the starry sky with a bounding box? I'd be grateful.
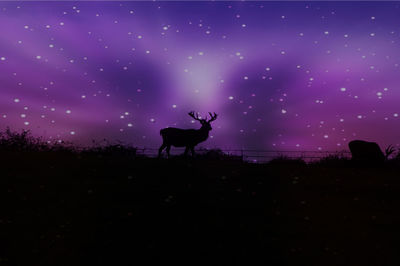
[1,1,400,151]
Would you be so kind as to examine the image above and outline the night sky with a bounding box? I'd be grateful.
[1,1,400,151]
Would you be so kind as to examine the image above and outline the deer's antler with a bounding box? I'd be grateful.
[188,111,202,121]
[208,112,218,122]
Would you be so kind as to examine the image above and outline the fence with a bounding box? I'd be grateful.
[135,147,352,163]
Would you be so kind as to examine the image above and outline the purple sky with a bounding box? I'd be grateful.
[1,1,400,151]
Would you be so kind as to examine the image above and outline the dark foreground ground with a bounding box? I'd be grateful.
[2,150,400,266]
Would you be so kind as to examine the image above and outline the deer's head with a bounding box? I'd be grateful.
[188,111,218,131]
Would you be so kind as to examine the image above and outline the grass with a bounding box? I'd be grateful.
[3,129,400,265]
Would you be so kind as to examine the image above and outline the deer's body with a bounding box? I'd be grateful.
[160,128,209,147]
[158,111,217,158]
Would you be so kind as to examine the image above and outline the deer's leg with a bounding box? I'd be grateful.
[158,143,166,158]
[190,147,195,157]
[166,145,171,158]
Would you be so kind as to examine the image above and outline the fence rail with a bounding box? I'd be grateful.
[135,147,352,163]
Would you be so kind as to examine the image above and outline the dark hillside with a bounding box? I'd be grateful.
[2,137,400,265]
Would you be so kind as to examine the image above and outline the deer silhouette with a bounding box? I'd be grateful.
[348,140,395,164]
[158,111,218,158]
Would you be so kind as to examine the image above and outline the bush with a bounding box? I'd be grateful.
[0,128,137,156]
[313,155,351,167]
[0,127,65,152]
[268,155,306,166]
[196,148,243,161]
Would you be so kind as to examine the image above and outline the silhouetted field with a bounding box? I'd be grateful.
[3,130,400,265]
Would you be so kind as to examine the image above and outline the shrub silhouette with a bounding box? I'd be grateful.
[348,140,395,165]
[268,155,306,166]
[82,139,137,157]
[312,154,350,167]
[0,127,58,152]
[196,148,243,161]
[0,128,138,156]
